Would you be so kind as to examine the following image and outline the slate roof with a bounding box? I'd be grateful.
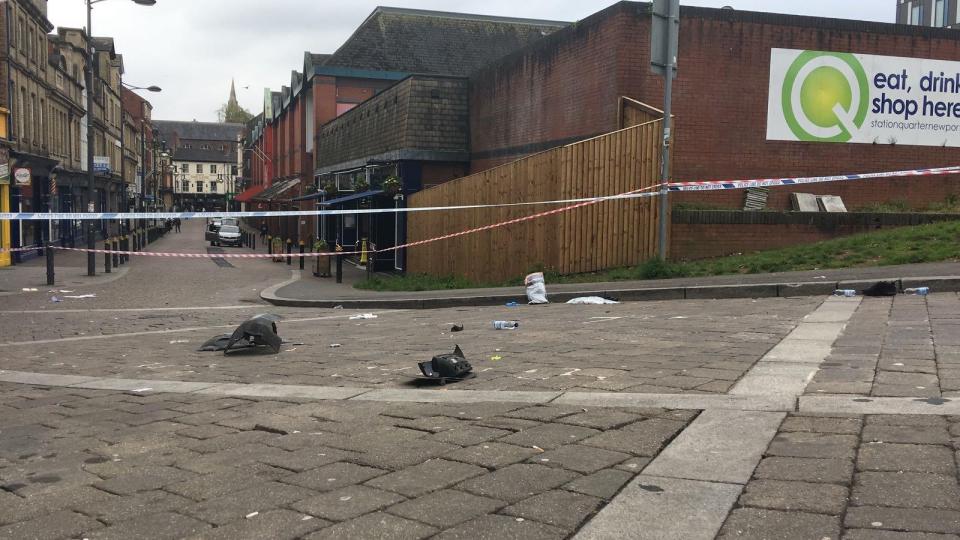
[171,147,237,164]
[323,6,568,76]
[153,120,244,142]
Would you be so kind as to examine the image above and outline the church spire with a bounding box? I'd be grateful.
[228,79,238,109]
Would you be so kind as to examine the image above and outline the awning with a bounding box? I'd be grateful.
[320,190,384,207]
[292,189,327,202]
[252,178,301,202]
[234,184,266,203]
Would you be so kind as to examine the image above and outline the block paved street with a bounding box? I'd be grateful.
[1,220,960,538]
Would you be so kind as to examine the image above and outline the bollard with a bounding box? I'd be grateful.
[336,253,343,284]
[119,236,126,265]
[299,241,305,270]
[104,239,112,274]
[286,239,293,266]
[112,238,119,269]
[46,242,55,286]
[267,236,272,255]
[252,235,256,251]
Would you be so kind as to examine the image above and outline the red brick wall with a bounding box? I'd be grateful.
[470,2,960,209]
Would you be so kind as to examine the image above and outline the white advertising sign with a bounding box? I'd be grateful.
[13,168,31,186]
[767,48,960,147]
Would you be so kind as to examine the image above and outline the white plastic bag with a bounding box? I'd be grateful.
[566,297,619,305]
[525,272,548,304]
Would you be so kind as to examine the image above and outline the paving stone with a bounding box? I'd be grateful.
[182,481,317,526]
[282,462,388,492]
[433,513,566,540]
[93,465,196,495]
[182,430,271,453]
[350,439,460,470]
[166,466,288,501]
[498,423,599,451]
[255,446,359,473]
[474,417,543,432]
[505,406,580,422]
[444,442,540,469]
[866,415,949,427]
[614,456,652,473]
[753,456,854,484]
[303,511,436,540]
[563,469,635,499]
[366,459,486,498]
[779,415,863,434]
[862,425,952,445]
[394,416,466,433]
[852,471,960,510]
[386,489,506,528]
[184,509,328,540]
[72,489,193,525]
[86,511,211,540]
[717,508,841,540]
[845,506,960,534]
[843,530,960,540]
[292,485,405,521]
[873,384,942,398]
[502,489,602,529]
[579,418,687,456]
[766,432,859,460]
[527,444,630,474]
[175,424,239,440]
[877,372,941,386]
[858,443,957,474]
[0,509,101,540]
[430,425,511,446]
[456,464,579,503]
[738,479,849,515]
[554,410,642,430]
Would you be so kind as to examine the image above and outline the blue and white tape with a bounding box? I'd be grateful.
[667,165,960,192]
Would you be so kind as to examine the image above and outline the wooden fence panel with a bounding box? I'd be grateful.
[407,119,664,282]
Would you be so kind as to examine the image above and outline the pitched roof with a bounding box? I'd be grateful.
[153,120,244,142]
[171,147,238,164]
[323,6,568,77]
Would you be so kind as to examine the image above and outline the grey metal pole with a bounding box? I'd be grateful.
[85,0,96,275]
[657,5,676,261]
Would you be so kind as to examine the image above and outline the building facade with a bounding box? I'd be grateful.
[896,0,960,27]
[153,120,243,211]
[121,87,154,210]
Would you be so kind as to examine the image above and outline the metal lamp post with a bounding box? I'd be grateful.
[85,0,156,276]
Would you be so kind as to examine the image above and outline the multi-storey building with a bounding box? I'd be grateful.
[121,87,154,210]
[896,0,960,27]
[153,120,243,211]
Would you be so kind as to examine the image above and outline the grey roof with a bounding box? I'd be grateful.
[171,147,238,164]
[154,120,244,142]
[323,6,568,76]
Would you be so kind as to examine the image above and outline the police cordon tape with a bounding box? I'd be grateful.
[49,246,367,258]
[666,165,960,192]
[2,164,959,221]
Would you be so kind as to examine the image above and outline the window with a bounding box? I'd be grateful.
[910,1,923,24]
[196,182,203,193]
[935,0,946,26]
[231,165,239,176]
[196,164,202,173]
[181,180,189,192]
[181,163,188,173]
[210,181,217,192]
[210,164,217,174]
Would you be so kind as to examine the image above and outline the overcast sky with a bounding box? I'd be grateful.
[46,0,894,123]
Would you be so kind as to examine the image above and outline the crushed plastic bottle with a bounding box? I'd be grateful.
[493,321,519,330]
[833,290,857,297]
[903,287,930,296]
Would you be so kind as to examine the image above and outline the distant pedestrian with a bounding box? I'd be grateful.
[174,218,181,233]
[259,222,268,242]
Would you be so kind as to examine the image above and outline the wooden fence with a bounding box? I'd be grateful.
[406,117,665,282]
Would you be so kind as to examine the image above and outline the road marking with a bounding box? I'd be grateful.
[0,311,406,347]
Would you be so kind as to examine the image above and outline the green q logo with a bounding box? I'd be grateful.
[782,51,869,142]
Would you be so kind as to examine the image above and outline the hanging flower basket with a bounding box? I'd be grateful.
[382,176,401,195]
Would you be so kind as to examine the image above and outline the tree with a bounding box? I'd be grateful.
[216,102,253,124]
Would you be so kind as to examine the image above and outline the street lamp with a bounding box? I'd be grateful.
[122,82,162,92]
[85,0,155,276]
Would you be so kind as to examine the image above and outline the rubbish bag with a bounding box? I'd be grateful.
[566,297,620,305]
[224,314,283,354]
[418,345,473,380]
[525,272,548,304]
[861,281,898,297]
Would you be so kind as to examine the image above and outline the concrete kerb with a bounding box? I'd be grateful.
[261,275,960,309]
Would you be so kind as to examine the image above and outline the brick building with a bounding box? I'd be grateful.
[469,2,960,212]
[244,6,566,253]
[153,121,243,212]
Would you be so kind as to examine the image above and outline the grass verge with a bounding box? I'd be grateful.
[355,220,960,291]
